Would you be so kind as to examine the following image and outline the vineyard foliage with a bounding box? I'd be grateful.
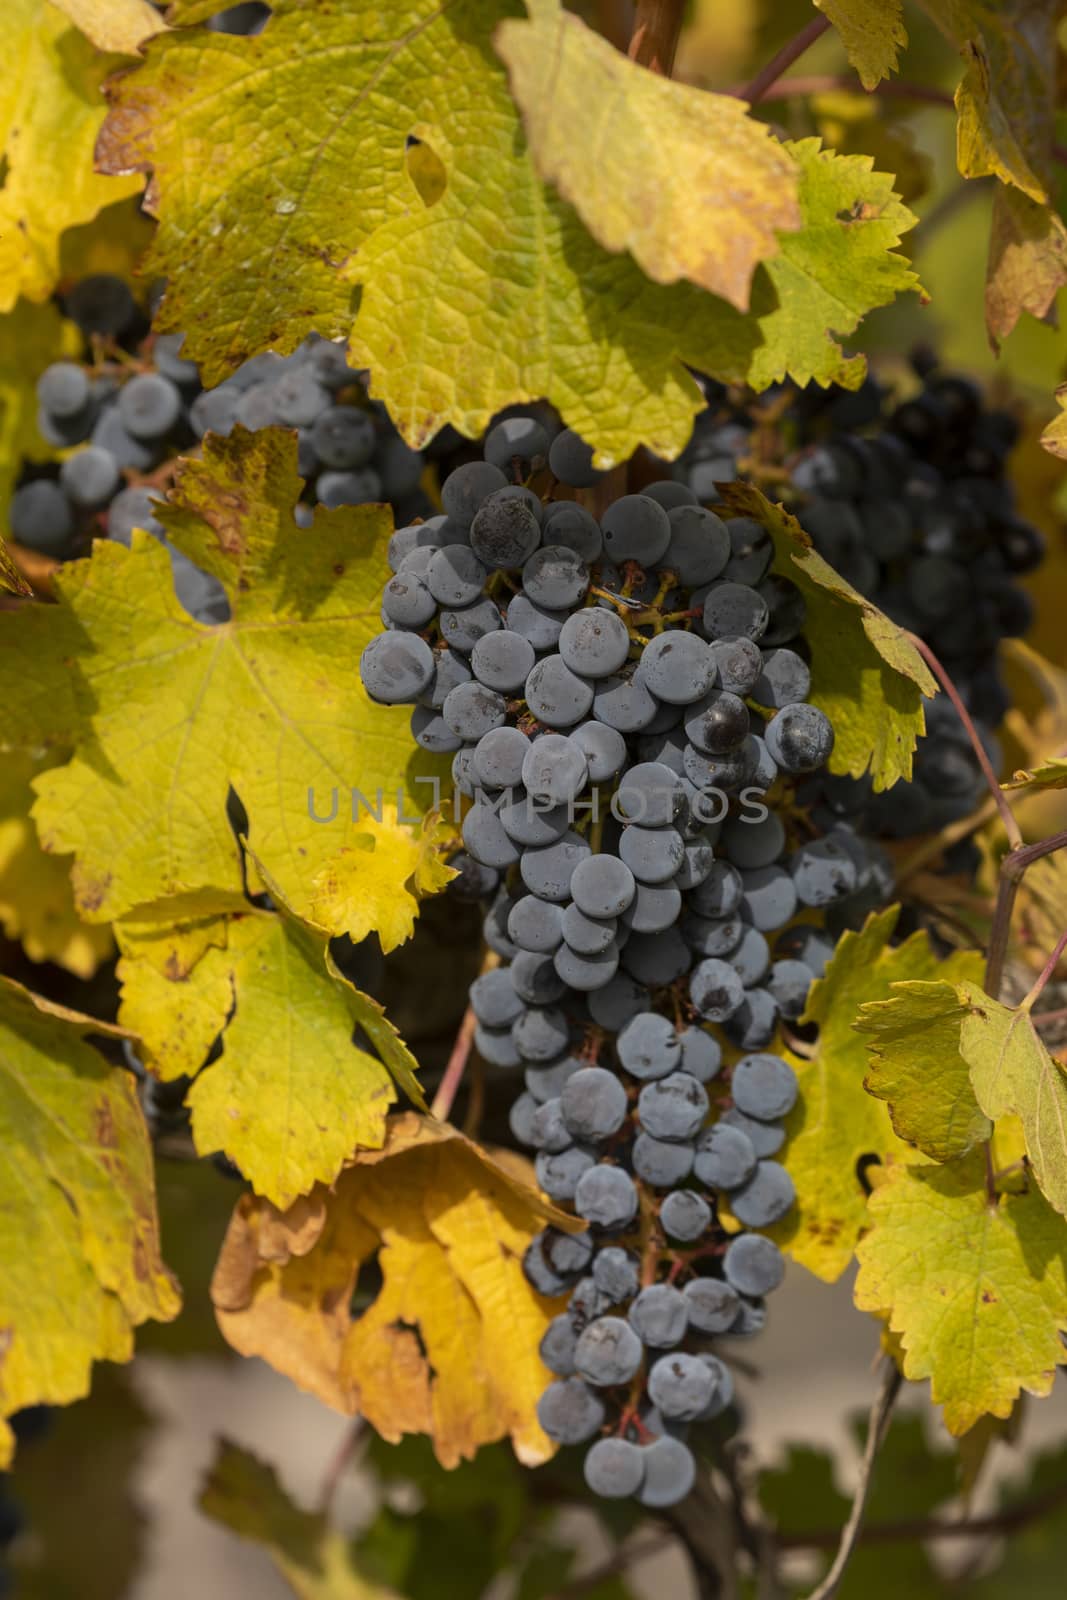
[2,0,1067,1592]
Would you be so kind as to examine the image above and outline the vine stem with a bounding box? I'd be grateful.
[803,1359,902,1600]
[627,0,686,77]
[742,73,1067,167]
[906,633,1022,852]
[733,16,832,105]
[1020,926,1067,1012]
[781,1470,1067,1551]
[985,828,1067,1002]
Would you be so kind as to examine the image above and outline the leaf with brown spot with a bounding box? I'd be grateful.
[211,1113,581,1466]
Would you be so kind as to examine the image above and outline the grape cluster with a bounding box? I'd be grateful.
[7,274,429,623]
[675,363,1044,856]
[359,419,890,1505]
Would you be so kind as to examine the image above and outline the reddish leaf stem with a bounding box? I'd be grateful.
[733,16,832,105]
[906,633,1022,852]
[627,0,686,77]
[985,828,1067,1003]
[744,73,1067,167]
[1021,926,1067,1012]
[430,1003,478,1122]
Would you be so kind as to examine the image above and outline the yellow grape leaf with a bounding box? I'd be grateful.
[814,0,908,90]
[0,430,450,941]
[770,907,977,1282]
[51,0,165,54]
[957,980,1067,1218]
[116,897,424,1209]
[918,0,1057,204]
[719,483,937,790]
[496,0,801,309]
[0,299,82,514]
[810,91,933,205]
[0,0,142,311]
[0,750,113,979]
[98,3,918,463]
[201,1441,402,1600]
[985,184,1067,346]
[211,1113,580,1467]
[1041,385,1067,461]
[855,1153,1067,1434]
[0,975,179,1463]
[859,978,991,1163]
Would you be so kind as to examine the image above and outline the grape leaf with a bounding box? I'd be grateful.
[718,483,937,789]
[0,750,113,978]
[1003,754,1067,789]
[211,1113,580,1467]
[855,1152,1067,1434]
[967,1441,1067,1596]
[0,299,82,518]
[0,975,180,1463]
[0,0,142,311]
[495,0,802,309]
[98,4,918,463]
[51,0,164,53]
[0,430,449,942]
[0,541,30,599]
[201,1440,402,1600]
[915,0,1066,343]
[770,907,980,1282]
[58,196,155,290]
[1041,384,1067,461]
[985,185,1067,345]
[917,0,1057,203]
[858,980,992,1163]
[814,0,908,89]
[116,895,424,1209]
[957,980,1067,1218]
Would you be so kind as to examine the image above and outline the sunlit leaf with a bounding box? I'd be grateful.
[211,1113,581,1467]
[855,1151,1067,1435]
[0,976,179,1463]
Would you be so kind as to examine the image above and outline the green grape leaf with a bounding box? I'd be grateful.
[0,975,180,1463]
[855,1152,1067,1435]
[0,430,451,944]
[495,0,802,308]
[759,1415,957,1598]
[1003,753,1067,789]
[814,1,908,89]
[116,894,424,1209]
[211,1114,581,1468]
[0,0,142,311]
[0,299,83,520]
[201,1440,403,1600]
[718,482,937,789]
[770,907,980,1282]
[98,4,918,464]
[957,980,1067,1218]
[967,1441,1067,1596]
[858,979,992,1163]
[0,749,114,979]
